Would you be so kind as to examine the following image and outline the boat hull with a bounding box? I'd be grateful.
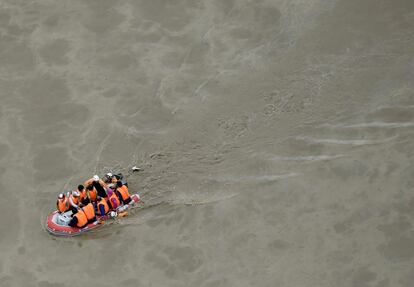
[46,194,140,237]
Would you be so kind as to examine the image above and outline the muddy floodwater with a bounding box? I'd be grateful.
[1,0,414,286]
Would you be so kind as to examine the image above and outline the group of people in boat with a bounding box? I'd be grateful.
[56,173,132,229]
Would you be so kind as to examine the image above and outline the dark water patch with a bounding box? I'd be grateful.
[377,216,411,237]
[302,0,414,55]
[22,103,89,129]
[0,39,35,72]
[329,159,369,181]
[37,281,66,287]
[0,142,9,161]
[97,53,136,70]
[399,269,414,287]
[185,42,210,65]
[32,147,73,182]
[39,38,71,66]
[351,267,377,287]
[268,239,290,250]
[376,278,390,287]
[82,0,124,34]
[203,278,229,287]
[102,87,119,98]
[138,30,163,43]
[144,249,172,273]
[0,188,19,248]
[230,27,253,40]
[254,3,281,29]
[42,15,59,27]
[326,249,354,265]
[134,0,194,32]
[378,232,414,261]
[160,50,186,69]
[17,246,25,255]
[19,74,70,108]
[120,278,141,287]
[0,10,11,26]
[213,0,234,15]
[280,137,325,155]
[1,268,37,287]
[163,245,203,273]
[367,107,414,123]
[334,208,373,234]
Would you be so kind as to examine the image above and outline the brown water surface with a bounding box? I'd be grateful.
[1,0,414,286]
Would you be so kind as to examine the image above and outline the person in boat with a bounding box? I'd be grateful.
[107,188,121,210]
[84,175,108,198]
[115,181,132,205]
[68,207,88,228]
[56,193,69,213]
[96,196,110,216]
[104,173,119,188]
[80,202,96,224]
[69,190,81,213]
[77,184,89,205]
[86,185,97,202]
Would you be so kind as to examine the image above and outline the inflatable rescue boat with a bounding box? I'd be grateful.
[46,193,141,237]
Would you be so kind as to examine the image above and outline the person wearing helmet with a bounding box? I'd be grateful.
[84,175,108,198]
[104,172,125,188]
[56,193,69,213]
[69,190,81,213]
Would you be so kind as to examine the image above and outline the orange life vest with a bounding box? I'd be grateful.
[88,188,97,202]
[97,198,109,215]
[69,194,79,205]
[109,192,120,208]
[79,188,87,202]
[57,198,69,213]
[82,203,95,221]
[117,185,130,201]
[74,209,88,228]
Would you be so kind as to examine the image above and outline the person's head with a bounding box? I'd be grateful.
[93,175,99,182]
[87,185,93,191]
[116,181,123,188]
[77,184,84,191]
[73,191,80,197]
[58,193,65,200]
[105,173,113,180]
[107,188,113,196]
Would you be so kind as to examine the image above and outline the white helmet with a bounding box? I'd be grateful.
[73,191,80,197]
[106,172,113,178]
[93,175,99,182]
[58,193,64,199]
